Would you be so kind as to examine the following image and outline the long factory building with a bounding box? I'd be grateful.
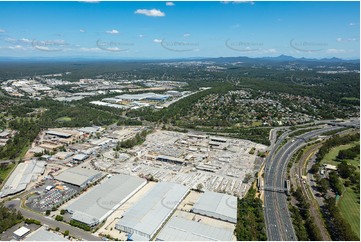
[66,174,146,227]
[156,216,234,241]
[116,182,189,241]
[55,166,103,188]
[191,191,237,224]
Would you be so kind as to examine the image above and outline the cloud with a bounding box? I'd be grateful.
[166,2,175,6]
[19,38,32,43]
[138,34,144,38]
[135,9,165,17]
[80,47,100,52]
[349,22,359,26]
[231,24,240,29]
[153,39,162,43]
[105,29,120,35]
[336,37,357,42]
[327,48,346,54]
[8,45,26,50]
[4,37,32,44]
[0,29,5,33]
[78,0,99,3]
[221,1,254,4]
[264,48,277,53]
[4,37,17,43]
[80,29,86,33]
[183,33,191,38]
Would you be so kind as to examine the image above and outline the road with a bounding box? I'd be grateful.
[264,125,342,241]
[4,199,100,241]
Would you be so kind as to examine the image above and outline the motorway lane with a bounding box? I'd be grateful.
[4,199,100,241]
[264,129,293,240]
[264,125,341,241]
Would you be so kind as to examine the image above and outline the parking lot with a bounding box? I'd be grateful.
[26,179,80,212]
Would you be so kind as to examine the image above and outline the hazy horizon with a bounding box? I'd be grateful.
[0,1,359,59]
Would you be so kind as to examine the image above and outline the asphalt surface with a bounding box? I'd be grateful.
[4,199,100,241]
[264,125,342,241]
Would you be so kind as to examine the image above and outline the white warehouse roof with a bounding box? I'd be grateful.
[25,227,68,241]
[192,191,237,224]
[0,160,46,198]
[116,182,189,240]
[66,174,146,226]
[13,227,30,238]
[54,166,103,187]
[156,216,234,241]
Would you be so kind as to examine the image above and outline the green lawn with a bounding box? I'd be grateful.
[56,116,72,122]
[342,97,359,101]
[346,155,360,169]
[251,121,262,127]
[320,141,360,166]
[0,163,15,182]
[339,186,360,238]
[321,141,360,239]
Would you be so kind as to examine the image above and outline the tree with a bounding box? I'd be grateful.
[60,209,65,215]
[318,178,330,194]
[55,215,63,221]
[64,230,69,236]
[337,161,355,179]
[45,210,51,216]
[310,163,320,174]
[55,227,60,232]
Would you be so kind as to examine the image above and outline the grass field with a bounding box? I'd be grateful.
[251,121,262,127]
[56,116,72,122]
[320,141,360,167]
[321,140,360,239]
[339,186,360,239]
[0,163,15,183]
[341,97,359,101]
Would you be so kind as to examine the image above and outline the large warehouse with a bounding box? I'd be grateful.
[191,191,237,223]
[66,174,146,226]
[116,182,189,241]
[25,227,68,241]
[156,217,234,241]
[0,160,46,198]
[54,166,103,188]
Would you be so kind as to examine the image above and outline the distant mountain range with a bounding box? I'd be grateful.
[200,55,360,64]
[0,55,359,64]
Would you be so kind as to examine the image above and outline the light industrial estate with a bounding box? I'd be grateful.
[66,174,146,227]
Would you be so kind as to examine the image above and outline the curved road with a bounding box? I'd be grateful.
[264,125,342,241]
[4,199,100,241]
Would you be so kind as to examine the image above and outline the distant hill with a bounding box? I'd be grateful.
[200,55,359,64]
[0,55,358,64]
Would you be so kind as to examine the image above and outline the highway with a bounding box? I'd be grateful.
[4,199,100,241]
[264,124,343,241]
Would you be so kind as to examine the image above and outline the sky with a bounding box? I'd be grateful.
[0,1,359,59]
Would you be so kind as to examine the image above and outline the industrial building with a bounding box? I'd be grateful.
[0,160,46,198]
[116,182,189,240]
[72,154,89,163]
[115,93,170,101]
[66,174,146,227]
[45,130,72,138]
[54,166,103,188]
[156,155,185,165]
[78,126,100,135]
[156,217,234,241]
[192,191,237,224]
[13,227,30,240]
[25,227,68,241]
